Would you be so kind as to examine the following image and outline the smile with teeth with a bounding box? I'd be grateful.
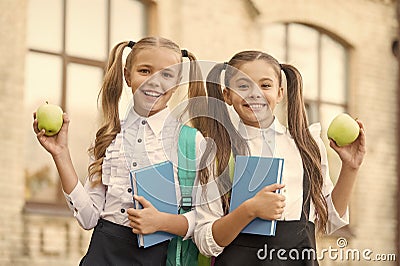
[143,90,164,97]
[244,103,266,110]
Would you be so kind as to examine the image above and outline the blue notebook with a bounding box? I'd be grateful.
[229,156,284,236]
[130,161,178,248]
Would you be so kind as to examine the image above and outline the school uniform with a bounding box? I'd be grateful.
[194,118,349,265]
[63,107,204,266]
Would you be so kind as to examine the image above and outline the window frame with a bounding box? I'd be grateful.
[24,0,154,208]
[279,23,350,123]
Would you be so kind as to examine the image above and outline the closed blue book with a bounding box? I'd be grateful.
[130,161,178,248]
[229,156,284,236]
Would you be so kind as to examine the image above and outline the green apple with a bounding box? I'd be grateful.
[36,102,64,136]
[327,113,360,147]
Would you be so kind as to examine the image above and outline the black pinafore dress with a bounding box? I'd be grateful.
[79,218,169,266]
[214,171,318,266]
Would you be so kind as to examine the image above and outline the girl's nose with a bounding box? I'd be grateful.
[147,75,161,88]
[248,86,263,98]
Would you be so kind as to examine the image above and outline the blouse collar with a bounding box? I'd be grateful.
[123,106,171,137]
[238,117,286,140]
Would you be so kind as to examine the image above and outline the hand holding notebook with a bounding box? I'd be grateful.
[229,156,284,236]
[129,161,179,248]
[130,194,166,234]
[247,182,286,221]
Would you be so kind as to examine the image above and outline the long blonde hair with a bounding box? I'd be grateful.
[88,37,205,185]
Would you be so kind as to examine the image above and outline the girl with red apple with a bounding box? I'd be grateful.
[193,51,366,265]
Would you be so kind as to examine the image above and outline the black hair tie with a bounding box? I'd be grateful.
[128,41,136,48]
[181,49,189,57]
[222,62,228,70]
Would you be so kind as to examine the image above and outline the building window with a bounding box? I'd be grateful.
[263,23,349,181]
[24,0,149,204]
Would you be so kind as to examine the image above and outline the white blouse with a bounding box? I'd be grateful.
[63,107,204,240]
[194,118,349,257]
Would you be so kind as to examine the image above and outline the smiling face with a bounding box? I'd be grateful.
[224,60,284,128]
[124,47,181,117]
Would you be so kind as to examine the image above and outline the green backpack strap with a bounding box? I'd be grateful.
[167,125,212,266]
[177,125,197,214]
[176,125,197,266]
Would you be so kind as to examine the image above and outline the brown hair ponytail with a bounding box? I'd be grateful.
[281,63,328,235]
[195,63,249,213]
[88,41,130,185]
[186,51,207,132]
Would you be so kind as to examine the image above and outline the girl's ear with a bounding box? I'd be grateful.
[223,89,233,105]
[276,86,284,103]
[124,67,131,87]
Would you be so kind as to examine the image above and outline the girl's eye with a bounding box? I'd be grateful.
[261,84,272,89]
[162,72,174,78]
[139,69,150,74]
[238,84,249,89]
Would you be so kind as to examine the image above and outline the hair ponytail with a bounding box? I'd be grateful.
[185,51,207,132]
[281,63,328,235]
[194,63,249,213]
[88,41,130,185]
[206,63,248,157]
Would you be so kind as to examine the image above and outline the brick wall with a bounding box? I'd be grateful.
[0,0,27,264]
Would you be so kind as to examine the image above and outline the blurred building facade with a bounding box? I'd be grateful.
[0,0,398,265]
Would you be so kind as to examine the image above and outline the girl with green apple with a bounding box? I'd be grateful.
[193,51,366,265]
[33,36,207,266]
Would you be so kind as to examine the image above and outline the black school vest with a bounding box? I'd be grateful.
[215,170,318,266]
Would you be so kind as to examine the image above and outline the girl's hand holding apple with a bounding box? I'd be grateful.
[36,101,64,136]
[33,102,69,158]
[327,113,366,170]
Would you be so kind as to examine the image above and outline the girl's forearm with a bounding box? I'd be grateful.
[331,165,359,217]
[212,200,255,247]
[158,213,189,236]
[52,150,79,194]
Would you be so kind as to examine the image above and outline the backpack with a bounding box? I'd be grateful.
[166,125,212,266]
